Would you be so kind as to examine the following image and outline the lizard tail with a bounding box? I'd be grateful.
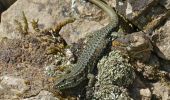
[88,0,118,25]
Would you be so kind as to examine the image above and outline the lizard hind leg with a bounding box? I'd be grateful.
[86,73,96,99]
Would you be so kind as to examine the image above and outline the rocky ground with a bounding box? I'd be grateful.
[0,0,170,100]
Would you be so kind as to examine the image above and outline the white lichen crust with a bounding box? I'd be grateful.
[93,85,131,100]
[93,50,135,99]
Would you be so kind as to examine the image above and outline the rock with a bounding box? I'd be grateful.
[112,0,159,20]
[108,0,169,34]
[152,82,170,100]
[153,18,170,60]
[160,60,170,72]
[127,32,153,62]
[129,77,147,99]
[135,54,160,80]
[159,0,170,9]
[0,0,111,45]
[0,0,16,9]
[0,0,72,40]
[0,76,29,99]
[140,88,152,100]
[23,90,59,100]
[59,19,105,44]
[0,33,67,99]
[0,0,16,19]
[59,1,109,44]
[111,32,153,62]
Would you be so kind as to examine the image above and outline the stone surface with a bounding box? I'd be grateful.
[127,32,153,62]
[129,77,147,99]
[112,0,158,20]
[0,0,16,9]
[139,88,152,100]
[0,0,16,19]
[60,1,109,44]
[0,32,67,99]
[111,32,153,62]
[135,54,160,80]
[160,0,170,9]
[0,0,111,45]
[152,82,170,100]
[108,0,169,33]
[0,0,72,40]
[0,76,29,99]
[153,18,170,60]
[60,19,105,44]
[23,90,59,100]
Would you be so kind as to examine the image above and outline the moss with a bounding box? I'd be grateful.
[22,11,29,34]
[14,11,29,35]
[31,19,40,32]
[14,19,23,33]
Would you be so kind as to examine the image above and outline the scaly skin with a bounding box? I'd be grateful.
[54,0,118,90]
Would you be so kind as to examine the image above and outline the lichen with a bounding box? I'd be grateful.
[97,50,135,86]
[93,85,132,100]
[93,50,135,99]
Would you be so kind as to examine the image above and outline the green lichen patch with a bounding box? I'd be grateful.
[97,50,135,86]
[93,85,132,100]
[93,50,135,99]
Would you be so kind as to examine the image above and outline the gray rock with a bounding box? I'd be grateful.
[152,82,170,100]
[23,90,59,100]
[111,32,153,62]
[108,0,169,34]
[0,0,16,17]
[139,88,152,100]
[59,19,105,44]
[0,75,29,99]
[112,0,158,20]
[0,0,72,40]
[159,0,170,9]
[127,32,153,62]
[153,18,170,60]
[0,0,16,9]
[59,0,109,44]
[135,54,160,80]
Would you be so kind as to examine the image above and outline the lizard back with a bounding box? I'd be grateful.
[55,0,118,90]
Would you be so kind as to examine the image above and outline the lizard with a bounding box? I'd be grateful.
[54,0,118,90]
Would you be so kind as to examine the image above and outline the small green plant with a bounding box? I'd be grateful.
[31,19,40,32]
[14,11,29,35]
